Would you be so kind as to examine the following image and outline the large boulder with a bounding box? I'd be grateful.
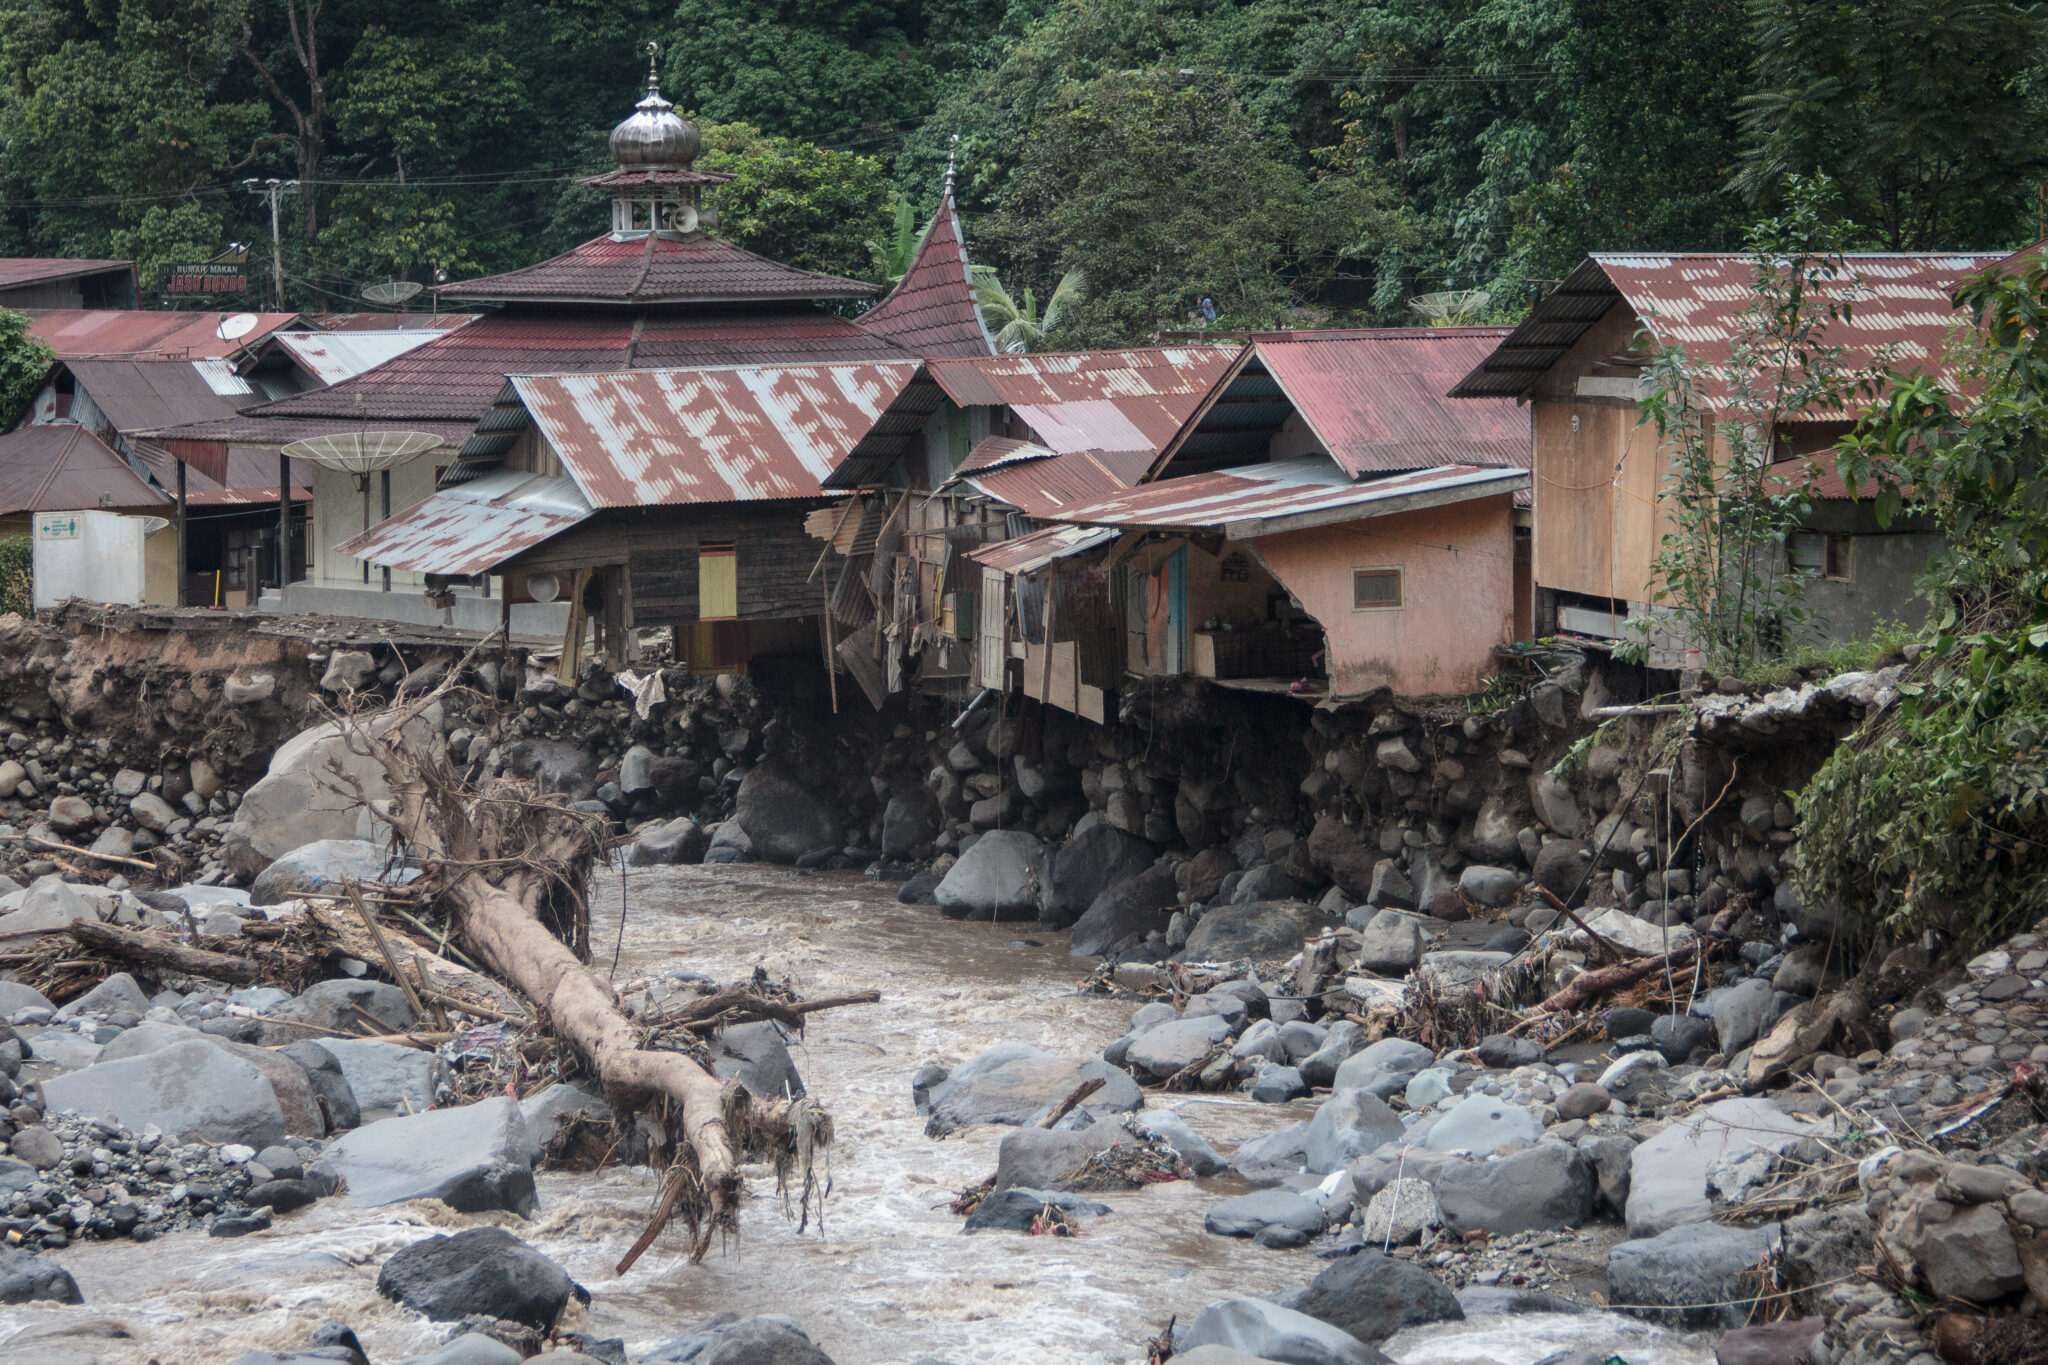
[1303,1089,1403,1174]
[1292,1251,1462,1343]
[325,1096,536,1216]
[1126,1015,1233,1080]
[41,1039,286,1146]
[733,762,843,864]
[919,1043,1141,1136]
[1204,1189,1328,1240]
[501,738,601,798]
[313,1038,442,1116]
[1183,901,1319,962]
[376,1226,577,1331]
[250,839,412,907]
[1606,1222,1776,1328]
[991,1124,1120,1192]
[223,709,441,880]
[934,831,1047,921]
[1429,1143,1596,1235]
[626,817,708,867]
[281,1040,361,1132]
[1624,1098,1808,1237]
[1306,814,1377,899]
[644,1315,837,1364]
[1175,1299,1388,1365]
[880,789,941,859]
[1068,864,1179,958]
[0,1244,82,1304]
[266,979,417,1035]
[1330,1038,1435,1100]
[963,1186,1113,1233]
[707,1021,803,1100]
[0,875,105,936]
[1421,1096,1542,1155]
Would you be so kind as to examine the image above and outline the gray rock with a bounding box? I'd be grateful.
[1232,865,1311,905]
[708,1021,804,1100]
[1304,1089,1403,1174]
[1132,1109,1224,1176]
[128,791,180,833]
[320,650,377,693]
[42,1039,286,1146]
[268,979,417,1034]
[1229,1121,1312,1184]
[1184,901,1319,961]
[502,737,601,798]
[1527,771,1581,837]
[644,1315,837,1363]
[1606,1221,1776,1327]
[0,875,102,935]
[963,1186,1111,1234]
[325,1096,536,1216]
[281,1040,362,1132]
[1205,1189,1329,1239]
[1176,1299,1388,1365]
[53,972,150,1020]
[1554,1083,1611,1121]
[1357,1178,1440,1246]
[1474,1034,1542,1069]
[880,789,941,859]
[518,1083,610,1161]
[1068,864,1179,957]
[1331,1038,1436,1100]
[1041,825,1155,929]
[626,818,707,867]
[734,762,843,864]
[1422,1095,1542,1155]
[1651,1013,1713,1064]
[1366,860,1415,911]
[8,1128,61,1170]
[1903,1199,2026,1301]
[1354,911,1423,975]
[376,1226,575,1330]
[220,710,444,879]
[250,839,412,907]
[396,1338,525,1365]
[1710,977,1775,1055]
[934,830,1047,921]
[1431,1143,1596,1235]
[1247,1064,1308,1104]
[0,1244,83,1304]
[703,821,752,864]
[1299,1023,1366,1088]
[618,744,656,794]
[1457,865,1519,908]
[992,1124,1119,1192]
[920,1044,1141,1136]
[1455,1286,1591,1316]
[1623,1098,1807,1237]
[0,982,52,1017]
[1293,1250,1462,1342]
[314,1038,441,1115]
[1127,1015,1233,1079]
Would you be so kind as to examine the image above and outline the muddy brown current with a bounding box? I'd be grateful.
[0,865,1716,1364]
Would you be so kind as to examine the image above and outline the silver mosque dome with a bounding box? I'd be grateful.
[609,45,699,169]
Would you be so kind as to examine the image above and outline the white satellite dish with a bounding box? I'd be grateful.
[216,313,261,342]
[1408,290,1491,325]
[362,280,424,306]
[280,430,446,476]
[138,517,171,536]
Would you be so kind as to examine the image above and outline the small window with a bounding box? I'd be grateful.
[698,541,737,621]
[1353,567,1403,610]
[1822,534,1853,582]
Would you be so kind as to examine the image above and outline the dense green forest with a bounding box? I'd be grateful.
[1,0,2043,342]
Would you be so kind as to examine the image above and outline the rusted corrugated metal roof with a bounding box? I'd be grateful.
[954,435,1046,476]
[66,359,254,435]
[25,309,298,360]
[242,309,912,425]
[0,425,165,516]
[0,258,132,288]
[298,312,474,332]
[436,233,879,305]
[855,195,996,359]
[1450,253,2002,401]
[268,330,451,385]
[929,347,1239,451]
[968,524,1119,574]
[339,469,593,575]
[126,440,310,501]
[1053,458,1528,539]
[513,361,920,508]
[1248,330,1524,476]
[957,445,1154,517]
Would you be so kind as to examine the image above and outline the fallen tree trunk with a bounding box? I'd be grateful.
[328,675,858,1269]
[68,919,303,984]
[1522,896,1749,1020]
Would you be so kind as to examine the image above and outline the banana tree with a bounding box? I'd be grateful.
[972,264,1086,353]
[866,200,927,288]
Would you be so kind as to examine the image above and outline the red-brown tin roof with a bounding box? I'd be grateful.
[0,258,133,289]
[25,309,299,360]
[435,232,879,306]
[855,196,995,359]
[1054,458,1528,539]
[338,469,593,575]
[513,361,921,509]
[929,347,1239,453]
[0,424,165,516]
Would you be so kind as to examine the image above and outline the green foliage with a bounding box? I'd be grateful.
[1729,619,1919,689]
[697,124,896,283]
[0,535,28,618]
[108,202,228,293]
[1799,255,2048,955]
[866,198,926,289]
[0,307,50,426]
[971,264,1083,352]
[1737,0,2048,248]
[1634,178,1874,671]
[976,72,1409,343]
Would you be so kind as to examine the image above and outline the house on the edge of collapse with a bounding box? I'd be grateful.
[1448,252,1999,660]
[979,328,1533,711]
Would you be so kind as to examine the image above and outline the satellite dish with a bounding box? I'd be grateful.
[216,313,260,342]
[362,280,424,306]
[280,430,446,475]
[138,517,171,536]
[526,572,561,604]
[1408,290,1491,326]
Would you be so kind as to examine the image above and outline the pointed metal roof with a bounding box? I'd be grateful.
[856,192,995,359]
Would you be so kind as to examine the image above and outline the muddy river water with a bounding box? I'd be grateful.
[0,865,1716,1364]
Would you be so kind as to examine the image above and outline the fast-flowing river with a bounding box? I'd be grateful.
[0,865,1716,1365]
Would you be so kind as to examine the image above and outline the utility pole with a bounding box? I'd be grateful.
[242,178,300,310]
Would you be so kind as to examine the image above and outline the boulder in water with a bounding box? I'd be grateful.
[41,1039,286,1147]
[1174,1298,1388,1365]
[919,1043,1140,1136]
[1040,825,1155,928]
[734,762,843,864]
[934,830,1047,921]
[325,1096,536,1216]
[1291,1250,1462,1343]
[376,1226,579,1330]
[643,1314,837,1363]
